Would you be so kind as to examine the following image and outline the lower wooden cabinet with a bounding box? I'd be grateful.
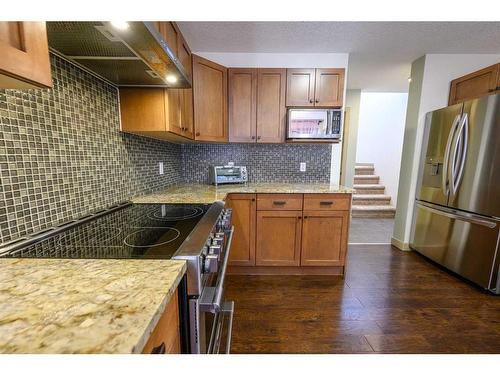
[227,193,352,274]
[142,291,181,354]
[301,210,349,266]
[256,210,302,266]
[227,194,256,266]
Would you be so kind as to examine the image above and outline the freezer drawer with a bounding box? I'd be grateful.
[410,201,500,293]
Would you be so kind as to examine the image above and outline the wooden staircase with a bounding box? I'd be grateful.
[352,163,396,218]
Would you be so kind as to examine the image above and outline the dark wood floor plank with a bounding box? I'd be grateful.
[226,244,500,354]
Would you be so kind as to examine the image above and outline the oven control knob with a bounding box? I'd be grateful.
[212,237,223,246]
[209,244,222,256]
[203,254,219,273]
[215,232,225,238]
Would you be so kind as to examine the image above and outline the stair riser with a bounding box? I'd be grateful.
[352,211,396,218]
[354,177,380,184]
[354,188,385,194]
[355,169,375,176]
[352,199,392,205]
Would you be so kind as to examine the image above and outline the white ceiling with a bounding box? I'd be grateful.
[177,22,500,92]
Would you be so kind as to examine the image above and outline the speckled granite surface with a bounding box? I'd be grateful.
[0,259,186,354]
[132,183,354,204]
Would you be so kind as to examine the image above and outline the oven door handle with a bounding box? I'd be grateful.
[200,226,234,313]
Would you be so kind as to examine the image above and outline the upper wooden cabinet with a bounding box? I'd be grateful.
[286,68,345,107]
[226,194,256,266]
[286,68,316,106]
[229,69,257,142]
[192,55,228,142]
[228,68,286,143]
[119,88,193,142]
[154,22,192,82]
[449,63,500,105]
[0,22,52,88]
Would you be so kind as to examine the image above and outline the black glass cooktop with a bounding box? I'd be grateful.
[2,204,211,259]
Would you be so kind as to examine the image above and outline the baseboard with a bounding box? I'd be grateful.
[349,242,391,245]
[391,236,411,251]
[227,266,345,276]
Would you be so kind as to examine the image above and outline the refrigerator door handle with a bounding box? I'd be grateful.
[417,202,497,229]
[450,113,469,197]
[442,114,461,197]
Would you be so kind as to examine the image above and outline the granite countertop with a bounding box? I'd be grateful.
[132,183,354,204]
[0,258,186,354]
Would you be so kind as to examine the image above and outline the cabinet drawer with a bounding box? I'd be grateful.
[303,194,351,211]
[257,194,303,211]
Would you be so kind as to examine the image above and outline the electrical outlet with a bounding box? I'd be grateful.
[159,162,164,175]
[300,162,306,172]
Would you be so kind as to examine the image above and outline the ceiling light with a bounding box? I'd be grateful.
[166,74,178,84]
[110,21,129,30]
[408,77,412,83]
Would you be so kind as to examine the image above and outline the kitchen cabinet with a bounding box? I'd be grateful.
[119,88,193,142]
[0,21,52,88]
[192,54,228,142]
[142,290,181,354]
[449,63,500,105]
[228,69,257,142]
[226,194,256,266]
[286,68,345,107]
[301,210,349,266]
[228,68,286,143]
[228,192,352,275]
[256,210,302,266]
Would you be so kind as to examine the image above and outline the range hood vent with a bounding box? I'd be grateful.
[46,21,191,88]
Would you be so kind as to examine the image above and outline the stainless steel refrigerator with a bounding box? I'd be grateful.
[410,93,500,294]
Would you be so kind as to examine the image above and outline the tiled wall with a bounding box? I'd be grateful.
[181,143,332,184]
[0,55,182,244]
[0,55,333,245]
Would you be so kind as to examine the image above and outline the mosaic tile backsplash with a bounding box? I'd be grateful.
[181,143,332,184]
[0,55,182,244]
[0,55,332,244]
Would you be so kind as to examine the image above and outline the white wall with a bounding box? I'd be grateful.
[356,92,408,205]
[343,89,361,187]
[196,52,350,186]
[393,53,500,249]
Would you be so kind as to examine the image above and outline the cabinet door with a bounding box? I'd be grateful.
[193,55,228,142]
[286,68,315,107]
[176,30,192,81]
[257,69,286,143]
[180,88,194,139]
[301,210,349,267]
[228,68,257,142]
[120,88,167,133]
[256,210,302,266]
[166,90,184,137]
[157,22,178,60]
[226,194,256,266]
[142,291,181,354]
[0,22,52,88]
[314,68,345,107]
[449,63,500,105]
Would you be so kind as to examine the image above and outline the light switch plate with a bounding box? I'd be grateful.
[159,162,164,175]
[300,162,306,172]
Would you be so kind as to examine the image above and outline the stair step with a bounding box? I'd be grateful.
[354,175,380,184]
[352,194,391,205]
[356,163,374,168]
[353,184,385,194]
[355,166,375,175]
[352,205,396,218]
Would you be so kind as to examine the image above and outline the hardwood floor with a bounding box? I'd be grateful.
[225,244,500,353]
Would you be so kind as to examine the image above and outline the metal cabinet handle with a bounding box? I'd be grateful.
[320,201,333,205]
[251,136,256,140]
[315,99,319,103]
[257,136,261,140]
[195,132,200,136]
[309,99,313,103]
[151,342,166,354]
[304,216,308,219]
[273,201,286,205]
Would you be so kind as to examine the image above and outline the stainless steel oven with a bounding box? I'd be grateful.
[174,203,235,353]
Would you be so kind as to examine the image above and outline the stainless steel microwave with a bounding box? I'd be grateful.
[286,108,343,140]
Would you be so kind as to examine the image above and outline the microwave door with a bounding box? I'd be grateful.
[288,110,328,139]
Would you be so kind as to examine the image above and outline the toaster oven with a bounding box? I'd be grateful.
[209,166,248,185]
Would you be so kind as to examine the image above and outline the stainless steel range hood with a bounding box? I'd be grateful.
[46,21,191,88]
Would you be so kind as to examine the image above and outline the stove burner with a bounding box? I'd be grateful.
[123,227,181,248]
[56,226,123,248]
[148,205,204,221]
